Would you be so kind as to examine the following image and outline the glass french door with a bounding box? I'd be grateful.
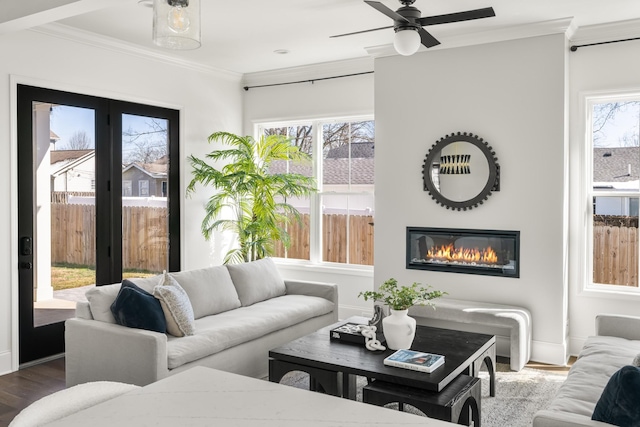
[17,85,180,364]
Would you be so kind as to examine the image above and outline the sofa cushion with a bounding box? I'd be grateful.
[227,258,286,307]
[85,277,160,324]
[170,266,241,319]
[547,335,640,417]
[110,280,166,333]
[154,272,195,337]
[592,365,640,426]
[165,294,334,369]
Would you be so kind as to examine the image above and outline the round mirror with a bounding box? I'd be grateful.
[422,132,499,211]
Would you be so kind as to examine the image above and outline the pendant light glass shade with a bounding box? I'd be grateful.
[393,28,420,56]
[153,0,201,50]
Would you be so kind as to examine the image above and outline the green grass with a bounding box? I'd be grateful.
[51,264,157,291]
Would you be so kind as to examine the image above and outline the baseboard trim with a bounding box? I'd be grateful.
[0,351,14,376]
[531,340,569,366]
[568,336,587,357]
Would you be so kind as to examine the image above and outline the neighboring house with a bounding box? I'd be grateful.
[50,149,95,192]
[49,130,60,149]
[122,155,168,197]
[267,142,374,214]
[593,147,640,216]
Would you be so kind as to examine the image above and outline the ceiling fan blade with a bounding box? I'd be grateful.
[418,27,440,48]
[419,7,495,26]
[364,0,409,23]
[330,25,394,38]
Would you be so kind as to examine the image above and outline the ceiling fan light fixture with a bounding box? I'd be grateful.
[153,0,201,50]
[393,28,420,56]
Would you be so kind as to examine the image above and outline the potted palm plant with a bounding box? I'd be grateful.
[187,131,316,264]
[359,278,446,349]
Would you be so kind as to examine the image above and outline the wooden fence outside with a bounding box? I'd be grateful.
[273,213,374,265]
[593,224,639,287]
[52,205,374,270]
[51,204,169,273]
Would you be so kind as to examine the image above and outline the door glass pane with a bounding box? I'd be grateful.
[122,114,169,275]
[35,104,96,327]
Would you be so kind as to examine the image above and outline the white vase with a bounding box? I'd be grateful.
[382,308,417,350]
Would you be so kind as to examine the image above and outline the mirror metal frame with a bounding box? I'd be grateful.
[422,132,500,211]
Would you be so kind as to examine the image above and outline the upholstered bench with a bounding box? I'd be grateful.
[410,298,532,371]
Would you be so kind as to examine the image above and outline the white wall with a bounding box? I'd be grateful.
[242,60,376,320]
[374,34,569,365]
[0,28,243,373]
[568,38,640,355]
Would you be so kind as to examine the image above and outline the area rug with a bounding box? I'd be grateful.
[278,363,567,427]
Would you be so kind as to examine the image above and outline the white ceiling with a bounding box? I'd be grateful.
[4,0,640,75]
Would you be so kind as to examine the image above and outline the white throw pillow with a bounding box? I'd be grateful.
[153,271,196,337]
[227,258,286,306]
[85,283,121,323]
[633,353,640,367]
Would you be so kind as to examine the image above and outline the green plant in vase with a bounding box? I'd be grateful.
[359,278,446,350]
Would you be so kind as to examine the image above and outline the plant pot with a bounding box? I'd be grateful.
[382,308,417,350]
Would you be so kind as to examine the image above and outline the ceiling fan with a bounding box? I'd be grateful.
[331,0,495,56]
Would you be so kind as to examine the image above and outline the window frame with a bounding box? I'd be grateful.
[582,91,640,296]
[255,115,374,269]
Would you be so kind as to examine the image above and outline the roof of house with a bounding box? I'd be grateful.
[325,142,374,159]
[50,149,93,165]
[268,158,374,185]
[123,156,168,179]
[50,130,60,142]
[593,147,640,183]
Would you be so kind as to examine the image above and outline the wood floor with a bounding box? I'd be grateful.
[0,356,573,427]
[0,357,65,427]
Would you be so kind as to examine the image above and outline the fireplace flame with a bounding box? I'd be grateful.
[426,244,498,264]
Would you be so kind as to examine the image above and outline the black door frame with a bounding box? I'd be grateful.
[17,85,181,364]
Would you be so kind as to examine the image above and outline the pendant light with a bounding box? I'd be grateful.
[153,0,201,50]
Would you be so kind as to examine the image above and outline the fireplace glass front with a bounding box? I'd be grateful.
[406,227,520,278]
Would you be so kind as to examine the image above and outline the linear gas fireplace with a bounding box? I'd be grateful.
[406,227,520,278]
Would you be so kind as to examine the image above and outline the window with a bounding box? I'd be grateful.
[139,180,149,197]
[123,180,132,197]
[257,117,374,266]
[587,96,640,290]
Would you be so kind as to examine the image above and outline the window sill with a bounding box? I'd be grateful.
[272,258,373,278]
[579,284,640,301]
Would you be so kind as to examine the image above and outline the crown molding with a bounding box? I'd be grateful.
[241,56,374,88]
[365,17,575,58]
[29,23,242,82]
[570,18,640,45]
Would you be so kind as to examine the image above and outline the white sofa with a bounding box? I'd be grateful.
[65,258,338,387]
[533,314,640,427]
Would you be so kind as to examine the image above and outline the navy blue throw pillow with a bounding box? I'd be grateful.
[110,279,166,333]
[592,365,640,427]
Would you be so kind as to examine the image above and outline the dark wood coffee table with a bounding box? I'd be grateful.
[269,316,496,400]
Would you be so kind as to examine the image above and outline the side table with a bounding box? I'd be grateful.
[363,374,481,426]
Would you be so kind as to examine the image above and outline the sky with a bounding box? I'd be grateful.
[595,102,640,148]
[49,105,168,162]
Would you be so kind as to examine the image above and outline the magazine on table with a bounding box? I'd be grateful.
[383,349,445,373]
